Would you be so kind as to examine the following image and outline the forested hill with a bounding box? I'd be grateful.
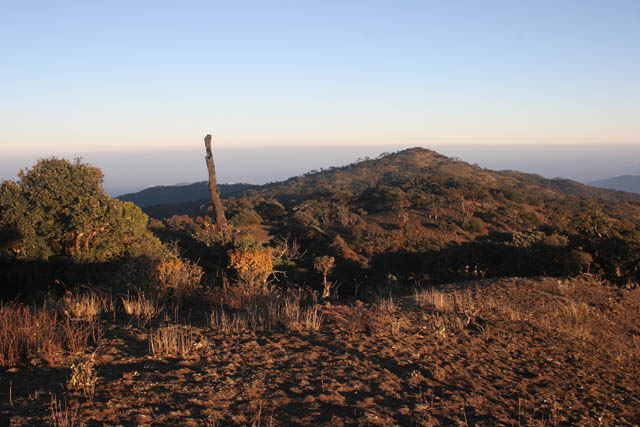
[249,147,640,203]
[120,148,640,212]
[130,147,640,287]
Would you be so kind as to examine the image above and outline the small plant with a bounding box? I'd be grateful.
[49,394,81,427]
[67,354,98,399]
[209,309,251,333]
[121,292,162,327]
[61,290,104,322]
[376,295,398,313]
[314,256,335,299]
[149,325,195,358]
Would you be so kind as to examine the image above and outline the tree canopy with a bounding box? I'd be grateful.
[0,157,164,263]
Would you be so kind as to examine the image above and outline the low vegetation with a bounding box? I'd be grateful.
[2,151,640,424]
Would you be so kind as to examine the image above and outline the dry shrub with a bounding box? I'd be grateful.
[149,325,195,358]
[0,303,63,367]
[61,291,104,322]
[121,292,162,327]
[67,354,98,399]
[314,255,335,299]
[153,257,204,296]
[272,236,305,261]
[228,246,274,293]
[49,394,81,427]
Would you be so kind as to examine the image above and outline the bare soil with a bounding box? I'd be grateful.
[2,276,640,426]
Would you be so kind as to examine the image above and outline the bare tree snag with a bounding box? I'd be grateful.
[204,134,227,233]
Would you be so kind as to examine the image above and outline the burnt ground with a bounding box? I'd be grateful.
[2,276,640,426]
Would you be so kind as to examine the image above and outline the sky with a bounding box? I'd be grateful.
[1,1,639,192]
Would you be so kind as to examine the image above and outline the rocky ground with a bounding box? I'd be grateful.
[2,276,639,426]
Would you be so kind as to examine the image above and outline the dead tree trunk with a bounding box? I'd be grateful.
[203,134,227,233]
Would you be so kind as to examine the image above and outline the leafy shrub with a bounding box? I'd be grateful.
[255,198,287,221]
[0,157,165,263]
[229,207,263,227]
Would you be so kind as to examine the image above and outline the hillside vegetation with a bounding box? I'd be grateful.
[144,148,640,290]
[1,149,640,425]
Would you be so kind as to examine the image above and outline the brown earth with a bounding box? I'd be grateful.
[2,276,640,426]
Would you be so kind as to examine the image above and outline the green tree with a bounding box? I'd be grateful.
[0,157,164,262]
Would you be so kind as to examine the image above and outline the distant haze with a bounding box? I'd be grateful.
[2,144,640,196]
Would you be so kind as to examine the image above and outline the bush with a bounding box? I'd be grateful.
[227,237,274,294]
[152,257,204,296]
[0,157,165,263]
[229,207,263,227]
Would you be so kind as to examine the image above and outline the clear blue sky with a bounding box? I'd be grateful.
[1,0,639,154]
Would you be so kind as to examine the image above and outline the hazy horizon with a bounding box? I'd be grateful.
[2,144,640,196]
[2,1,639,154]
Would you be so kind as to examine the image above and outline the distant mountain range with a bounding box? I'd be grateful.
[589,175,640,194]
[118,182,257,207]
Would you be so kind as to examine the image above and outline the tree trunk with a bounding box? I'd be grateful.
[204,134,227,233]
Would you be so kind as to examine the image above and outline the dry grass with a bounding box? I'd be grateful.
[61,291,104,322]
[3,277,640,425]
[376,295,398,313]
[149,325,195,358]
[414,287,477,313]
[414,278,636,359]
[208,305,279,333]
[49,394,82,427]
[373,296,407,336]
[342,302,368,335]
[282,293,323,331]
[415,287,456,311]
[121,292,162,327]
[0,303,63,367]
[0,302,101,367]
[209,289,323,333]
[61,319,96,354]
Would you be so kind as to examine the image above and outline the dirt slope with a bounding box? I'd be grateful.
[2,276,639,426]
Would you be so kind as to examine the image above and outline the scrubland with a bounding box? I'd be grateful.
[2,275,639,426]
